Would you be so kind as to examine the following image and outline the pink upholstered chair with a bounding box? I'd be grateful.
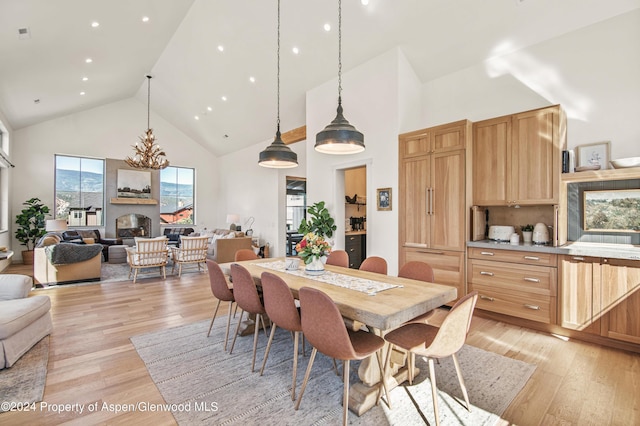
[205,260,235,351]
[259,272,304,400]
[294,287,390,425]
[234,248,259,261]
[359,256,388,275]
[380,291,478,426]
[229,263,268,372]
[325,250,349,268]
[399,261,436,323]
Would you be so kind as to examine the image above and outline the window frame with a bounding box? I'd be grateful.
[54,155,106,227]
[160,166,195,225]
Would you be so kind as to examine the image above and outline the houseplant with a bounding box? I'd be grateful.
[297,201,337,239]
[521,224,534,243]
[15,197,51,265]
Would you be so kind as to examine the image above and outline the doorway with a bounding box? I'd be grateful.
[285,176,306,256]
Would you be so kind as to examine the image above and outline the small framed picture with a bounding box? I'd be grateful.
[376,187,392,211]
[576,141,610,170]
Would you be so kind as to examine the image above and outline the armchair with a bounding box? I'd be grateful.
[170,235,208,276]
[126,237,169,283]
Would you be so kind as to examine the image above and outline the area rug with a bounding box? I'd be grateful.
[131,319,536,425]
[0,336,49,413]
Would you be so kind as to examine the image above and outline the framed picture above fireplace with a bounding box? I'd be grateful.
[117,169,151,199]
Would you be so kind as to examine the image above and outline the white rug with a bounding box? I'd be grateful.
[0,336,49,413]
[131,319,536,425]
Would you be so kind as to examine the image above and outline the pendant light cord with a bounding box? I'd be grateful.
[276,0,281,134]
[338,0,342,100]
[146,75,151,131]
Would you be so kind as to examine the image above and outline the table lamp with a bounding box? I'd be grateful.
[226,214,240,231]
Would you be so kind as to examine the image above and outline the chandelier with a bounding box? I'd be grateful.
[125,75,170,170]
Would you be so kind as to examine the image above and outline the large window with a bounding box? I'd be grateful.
[55,155,105,226]
[160,166,195,224]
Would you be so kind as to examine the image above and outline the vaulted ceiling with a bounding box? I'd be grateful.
[1,0,638,156]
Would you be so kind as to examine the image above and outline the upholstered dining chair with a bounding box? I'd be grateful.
[205,260,236,351]
[399,261,436,324]
[125,237,169,284]
[379,291,478,426]
[229,263,269,372]
[259,272,304,400]
[295,287,390,426]
[170,235,209,277]
[234,248,259,261]
[325,249,349,268]
[359,256,388,275]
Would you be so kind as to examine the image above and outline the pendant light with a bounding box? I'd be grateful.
[258,0,298,168]
[314,0,364,155]
[125,75,169,169]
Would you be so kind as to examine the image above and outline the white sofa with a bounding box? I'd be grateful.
[0,274,52,369]
[201,228,253,263]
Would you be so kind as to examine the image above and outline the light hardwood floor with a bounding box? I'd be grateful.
[2,263,638,425]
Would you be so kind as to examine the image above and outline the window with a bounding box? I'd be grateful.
[55,155,105,226]
[160,166,195,224]
[286,177,306,231]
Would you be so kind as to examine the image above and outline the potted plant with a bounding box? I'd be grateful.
[15,197,51,265]
[521,224,534,243]
[298,201,337,239]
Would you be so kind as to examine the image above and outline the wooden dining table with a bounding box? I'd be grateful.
[220,257,458,415]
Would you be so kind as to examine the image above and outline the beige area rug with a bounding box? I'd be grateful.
[0,336,49,413]
[131,319,536,425]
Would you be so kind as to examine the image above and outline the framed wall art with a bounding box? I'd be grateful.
[576,141,610,170]
[376,187,392,211]
[117,169,152,199]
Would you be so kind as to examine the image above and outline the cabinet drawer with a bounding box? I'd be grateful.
[468,247,557,267]
[345,235,361,248]
[469,259,556,296]
[471,284,555,324]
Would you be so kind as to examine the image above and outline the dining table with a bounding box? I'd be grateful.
[220,257,458,415]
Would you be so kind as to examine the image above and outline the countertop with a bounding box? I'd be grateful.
[467,240,640,261]
[345,231,367,236]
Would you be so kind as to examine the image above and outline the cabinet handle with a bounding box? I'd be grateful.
[425,188,430,215]
[480,295,495,301]
[523,304,541,310]
[349,248,355,252]
[480,271,494,276]
[417,250,444,255]
[479,251,495,256]
[430,187,434,215]
[523,256,540,261]
[572,257,585,261]
[349,237,356,241]
[524,277,540,283]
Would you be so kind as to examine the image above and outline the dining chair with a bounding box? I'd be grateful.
[359,256,388,275]
[229,263,269,372]
[258,272,304,400]
[398,261,436,323]
[295,286,390,426]
[234,248,259,261]
[125,237,169,283]
[379,291,478,426]
[170,235,209,277]
[325,249,349,268]
[205,260,236,351]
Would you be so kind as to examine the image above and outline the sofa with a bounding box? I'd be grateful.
[0,274,53,369]
[202,229,252,264]
[34,240,103,285]
[163,227,195,247]
[62,229,122,261]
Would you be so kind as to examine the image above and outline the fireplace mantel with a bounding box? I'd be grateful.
[110,198,158,205]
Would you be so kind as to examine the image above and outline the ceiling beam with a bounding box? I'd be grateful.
[282,125,306,145]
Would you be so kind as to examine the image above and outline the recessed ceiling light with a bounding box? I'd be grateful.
[91,21,100,28]
[324,23,331,31]
[361,0,369,5]
[221,96,227,101]
[85,58,92,63]
[207,106,213,112]
[217,45,224,52]
[34,99,40,104]
[195,115,200,120]
[80,91,86,96]
[82,77,88,81]
[249,76,256,83]
[292,47,299,55]
[142,16,150,22]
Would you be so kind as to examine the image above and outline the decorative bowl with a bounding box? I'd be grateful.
[610,157,640,169]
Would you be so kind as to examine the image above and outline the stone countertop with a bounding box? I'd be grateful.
[467,240,640,261]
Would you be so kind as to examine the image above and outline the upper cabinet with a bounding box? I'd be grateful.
[473,105,566,206]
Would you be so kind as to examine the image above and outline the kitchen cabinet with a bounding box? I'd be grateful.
[399,120,471,300]
[473,105,566,206]
[467,247,558,324]
[345,233,365,269]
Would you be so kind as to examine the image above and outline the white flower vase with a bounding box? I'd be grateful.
[305,256,325,276]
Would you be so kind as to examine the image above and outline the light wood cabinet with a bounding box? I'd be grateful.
[399,120,471,301]
[472,105,566,206]
[559,255,600,332]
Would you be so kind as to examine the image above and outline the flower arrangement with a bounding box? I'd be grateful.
[295,232,331,264]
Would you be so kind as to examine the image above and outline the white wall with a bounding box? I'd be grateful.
[0,107,14,271]
[421,10,640,161]
[10,98,218,261]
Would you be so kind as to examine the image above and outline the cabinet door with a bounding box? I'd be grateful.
[472,116,510,205]
[511,107,560,204]
[430,149,466,251]
[599,259,640,344]
[403,248,465,303]
[399,132,430,158]
[559,255,600,332]
[400,156,429,247]
[432,123,467,153]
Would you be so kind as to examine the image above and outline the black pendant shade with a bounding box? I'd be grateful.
[258,129,298,168]
[314,96,364,154]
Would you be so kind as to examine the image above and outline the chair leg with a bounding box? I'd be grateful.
[375,349,391,409]
[342,359,350,426]
[223,302,234,351]
[178,263,183,277]
[259,323,278,376]
[133,269,138,284]
[229,309,245,354]
[452,353,471,411]
[377,343,395,406]
[250,313,262,372]
[291,331,300,401]
[428,357,440,426]
[172,261,176,275]
[294,347,317,411]
[207,300,222,337]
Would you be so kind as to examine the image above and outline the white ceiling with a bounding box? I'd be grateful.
[1,0,639,156]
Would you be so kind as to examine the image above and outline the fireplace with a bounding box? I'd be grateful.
[116,214,151,238]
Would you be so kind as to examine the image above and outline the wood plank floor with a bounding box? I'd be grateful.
[2,263,639,425]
